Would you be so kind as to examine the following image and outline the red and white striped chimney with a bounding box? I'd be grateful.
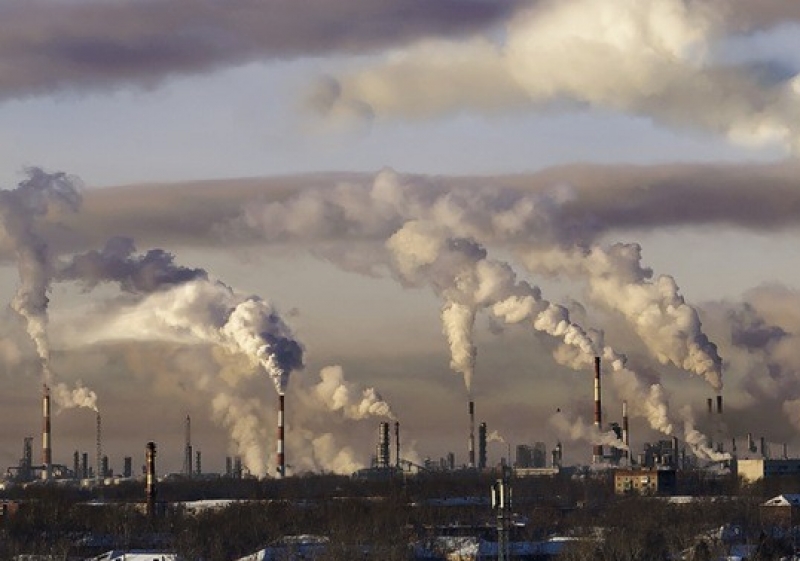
[42,384,52,480]
[593,357,603,464]
[277,393,285,478]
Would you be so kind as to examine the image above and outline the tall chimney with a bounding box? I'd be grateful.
[622,401,630,462]
[42,384,51,480]
[377,422,390,468]
[277,394,285,478]
[184,414,193,477]
[468,400,476,469]
[478,422,488,470]
[96,411,102,481]
[593,357,603,463]
[394,421,400,469]
[716,395,723,415]
[145,441,157,518]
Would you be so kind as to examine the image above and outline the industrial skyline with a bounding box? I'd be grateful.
[1,0,800,476]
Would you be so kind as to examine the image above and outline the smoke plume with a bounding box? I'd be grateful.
[57,236,207,293]
[487,430,505,443]
[520,244,724,391]
[312,365,394,420]
[386,221,689,441]
[71,277,303,474]
[0,168,101,411]
[0,168,82,377]
[680,406,731,462]
[549,409,628,451]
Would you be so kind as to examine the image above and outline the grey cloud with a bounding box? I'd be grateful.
[0,0,527,99]
[34,161,800,258]
[708,0,800,31]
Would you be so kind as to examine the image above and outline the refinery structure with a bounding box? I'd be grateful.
[4,354,791,491]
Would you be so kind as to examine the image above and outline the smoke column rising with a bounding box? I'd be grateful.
[0,168,99,410]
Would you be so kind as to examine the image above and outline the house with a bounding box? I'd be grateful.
[760,494,800,530]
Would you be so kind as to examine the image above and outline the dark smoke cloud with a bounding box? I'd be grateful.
[0,0,527,100]
[57,236,207,293]
[728,303,788,352]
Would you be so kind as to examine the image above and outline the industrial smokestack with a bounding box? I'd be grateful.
[96,411,102,481]
[468,400,476,469]
[593,357,603,464]
[184,414,193,477]
[377,421,389,468]
[377,422,390,468]
[394,421,400,469]
[622,401,629,462]
[478,422,487,470]
[707,397,713,415]
[42,385,51,480]
[145,441,157,518]
[553,441,563,469]
[716,395,723,415]
[277,394,285,478]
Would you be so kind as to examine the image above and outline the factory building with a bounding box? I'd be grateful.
[614,468,677,496]
[737,458,800,483]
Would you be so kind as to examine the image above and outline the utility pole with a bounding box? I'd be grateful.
[492,467,512,561]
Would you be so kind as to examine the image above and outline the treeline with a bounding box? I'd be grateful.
[0,469,798,560]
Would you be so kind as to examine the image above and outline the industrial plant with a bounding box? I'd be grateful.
[3,316,800,561]
[5,356,792,490]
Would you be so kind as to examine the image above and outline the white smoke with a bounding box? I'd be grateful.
[549,409,628,451]
[520,244,723,391]
[487,430,505,443]
[385,221,690,442]
[69,278,302,475]
[680,405,731,462]
[312,365,394,420]
[315,0,800,152]
[51,381,98,412]
[78,279,303,395]
[440,302,477,392]
[211,392,270,476]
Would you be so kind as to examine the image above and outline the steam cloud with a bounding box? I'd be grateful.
[312,365,395,420]
[315,0,800,153]
[549,410,627,451]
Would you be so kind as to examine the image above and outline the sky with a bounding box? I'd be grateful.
[2,0,800,477]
